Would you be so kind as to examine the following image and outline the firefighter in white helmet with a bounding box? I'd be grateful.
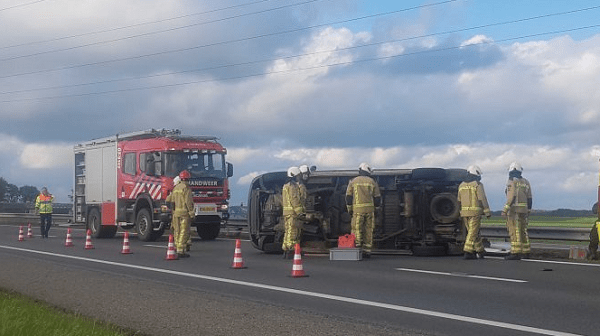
[457,165,491,259]
[281,166,307,258]
[345,163,381,258]
[166,170,194,258]
[501,162,533,260]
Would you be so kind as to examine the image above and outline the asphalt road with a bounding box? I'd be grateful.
[0,223,597,336]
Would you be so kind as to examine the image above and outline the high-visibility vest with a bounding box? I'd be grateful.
[346,176,381,213]
[457,181,490,217]
[35,194,54,214]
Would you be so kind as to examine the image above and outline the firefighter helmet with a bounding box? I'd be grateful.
[179,170,191,180]
[287,166,301,178]
[358,162,373,175]
[509,162,523,172]
[299,164,310,175]
[467,165,482,176]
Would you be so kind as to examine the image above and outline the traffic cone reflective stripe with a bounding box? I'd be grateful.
[65,228,74,247]
[18,226,25,241]
[231,239,247,269]
[165,234,178,260]
[290,243,308,278]
[121,231,132,254]
[27,223,33,238]
[84,229,94,250]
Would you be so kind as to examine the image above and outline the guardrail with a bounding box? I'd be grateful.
[0,213,72,225]
[480,226,590,241]
[1,214,592,242]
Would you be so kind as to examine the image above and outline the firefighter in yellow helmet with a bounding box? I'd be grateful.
[346,163,381,258]
[166,170,195,258]
[457,165,491,259]
[501,162,533,260]
[281,166,307,259]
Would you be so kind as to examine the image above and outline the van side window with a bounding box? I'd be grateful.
[123,153,136,175]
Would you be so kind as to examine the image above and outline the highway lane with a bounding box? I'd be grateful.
[0,223,597,336]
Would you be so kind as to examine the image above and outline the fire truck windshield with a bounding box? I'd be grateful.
[164,151,226,178]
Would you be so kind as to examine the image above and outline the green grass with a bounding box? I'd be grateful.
[0,289,137,336]
[484,215,597,228]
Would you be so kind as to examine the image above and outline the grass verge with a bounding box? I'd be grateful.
[0,288,141,336]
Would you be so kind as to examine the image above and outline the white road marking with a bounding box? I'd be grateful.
[522,258,600,267]
[0,244,582,336]
[396,268,527,283]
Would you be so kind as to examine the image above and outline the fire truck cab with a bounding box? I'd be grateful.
[73,129,233,241]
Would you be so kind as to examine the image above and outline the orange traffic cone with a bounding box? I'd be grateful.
[64,228,74,247]
[27,223,33,238]
[289,243,308,278]
[18,225,25,241]
[84,229,94,250]
[231,239,247,269]
[121,231,132,254]
[165,234,178,260]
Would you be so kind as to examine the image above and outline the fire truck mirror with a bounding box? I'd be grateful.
[227,162,234,178]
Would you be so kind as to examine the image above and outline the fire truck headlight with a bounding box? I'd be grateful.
[220,204,228,211]
[161,205,169,212]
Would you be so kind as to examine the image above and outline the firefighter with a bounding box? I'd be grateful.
[587,220,599,260]
[345,163,381,258]
[281,166,307,259]
[457,165,491,260]
[501,162,533,260]
[299,164,311,181]
[166,170,195,258]
[34,187,54,238]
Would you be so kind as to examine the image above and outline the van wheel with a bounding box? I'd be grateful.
[136,208,155,242]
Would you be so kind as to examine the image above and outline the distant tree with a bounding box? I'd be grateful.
[0,177,6,202]
[19,186,39,203]
[4,184,19,202]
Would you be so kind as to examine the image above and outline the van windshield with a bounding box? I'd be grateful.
[164,151,225,178]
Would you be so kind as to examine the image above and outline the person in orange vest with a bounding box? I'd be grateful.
[346,163,381,258]
[166,170,195,258]
[35,187,54,238]
[457,165,491,260]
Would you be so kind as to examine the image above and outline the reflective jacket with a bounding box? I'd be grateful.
[457,181,491,217]
[166,181,195,218]
[35,193,54,214]
[346,175,381,213]
[282,181,306,216]
[503,177,532,214]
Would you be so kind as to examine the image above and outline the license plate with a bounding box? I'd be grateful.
[195,204,217,215]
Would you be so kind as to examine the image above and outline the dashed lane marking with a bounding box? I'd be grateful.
[396,268,527,283]
[0,244,583,336]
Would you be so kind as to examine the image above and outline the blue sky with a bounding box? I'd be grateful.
[1,0,600,211]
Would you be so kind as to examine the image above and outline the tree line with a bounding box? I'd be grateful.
[0,177,40,203]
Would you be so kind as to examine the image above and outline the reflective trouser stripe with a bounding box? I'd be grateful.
[282,214,301,251]
[506,212,530,254]
[462,216,483,253]
[351,212,375,252]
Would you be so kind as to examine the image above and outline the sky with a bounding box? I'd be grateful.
[1,0,600,211]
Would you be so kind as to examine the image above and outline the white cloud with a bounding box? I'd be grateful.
[19,143,72,169]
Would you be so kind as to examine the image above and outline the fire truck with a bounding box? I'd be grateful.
[73,129,233,241]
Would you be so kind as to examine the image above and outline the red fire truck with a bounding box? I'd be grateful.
[73,129,233,241]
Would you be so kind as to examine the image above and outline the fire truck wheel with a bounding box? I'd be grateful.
[135,208,155,242]
[87,208,117,238]
[196,221,220,240]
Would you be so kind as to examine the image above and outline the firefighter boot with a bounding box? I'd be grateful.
[463,252,476,260]
[505,253,521,260]
[476,251,486,259]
